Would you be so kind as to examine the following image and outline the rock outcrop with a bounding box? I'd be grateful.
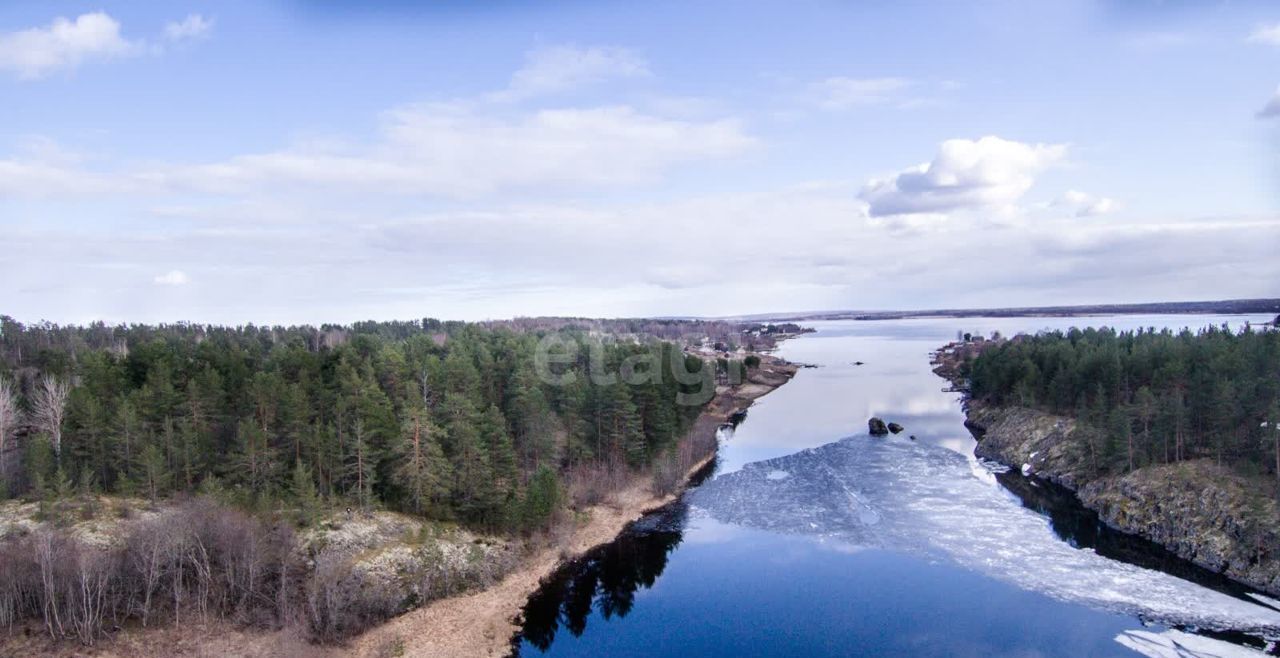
[868,417,889,436]
[964,402,1280,596]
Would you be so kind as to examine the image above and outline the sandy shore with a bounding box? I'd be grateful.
[348,457,712,658]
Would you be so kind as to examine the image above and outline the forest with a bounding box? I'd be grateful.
[0,316,760,529]
[964,323,1280,482]
[0,315,763,645]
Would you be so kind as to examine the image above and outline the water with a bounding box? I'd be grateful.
[515,314,1280,657]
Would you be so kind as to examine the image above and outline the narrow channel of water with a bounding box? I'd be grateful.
[514,315,1280,657]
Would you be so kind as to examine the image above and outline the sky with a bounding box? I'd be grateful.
[2,0,1279,325]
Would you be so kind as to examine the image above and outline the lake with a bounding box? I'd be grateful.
[515,314,1280,657]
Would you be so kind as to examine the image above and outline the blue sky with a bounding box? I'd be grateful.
[2,0,1279,324]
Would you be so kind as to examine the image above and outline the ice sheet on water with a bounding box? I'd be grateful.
[690,437,1280,635]
[1249,593,1280,612]
[1115,629,1271,658]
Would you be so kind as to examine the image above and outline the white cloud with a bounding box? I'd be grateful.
[1056,190,1117,217]
[1257,87,1280,119]
[7,186,1277,324]
[153,270,190,286]
[164,14,213,42]
[494,45,649,101]
[1248,23,1280,45]
[0,12,140,79]
[859,136,1068,217]
[0,47,754,201]
[0,138,120,197]
[147,103,756,196]
[813,77,912,110]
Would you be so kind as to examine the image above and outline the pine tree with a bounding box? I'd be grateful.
[441,393,496,522]
[521,465,561,532]
[113,398,142,492]
[393,406,450,516]
[234,417,276,496]
[479,404,518,498]
[509,362,557,469]
[603,384,645,468]
[291,459,322,526]
[1134,386,1156,464]
[346,419,378,512]
[138,441,168,502]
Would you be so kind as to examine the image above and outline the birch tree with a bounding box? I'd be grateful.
[34,376,71,461]
[0,377,19,482]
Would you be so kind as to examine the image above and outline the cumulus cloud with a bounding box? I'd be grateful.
[1257,87,1280,119]
[814,77,913,109]
[164,14,214,42]
[1248,23,1280,45]
[493,45,649,101]
[859,136,1067,217]
[153,270,190,286]
[1056,190,1117,217]
[0,12,140,79]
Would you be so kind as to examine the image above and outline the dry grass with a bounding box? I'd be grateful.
[346,459,712,658]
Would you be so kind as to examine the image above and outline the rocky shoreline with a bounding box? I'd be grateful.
[939,355,1280,597]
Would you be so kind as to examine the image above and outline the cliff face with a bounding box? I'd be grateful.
[966,403,1088,489]
[965,403,1280,596]
[1079,463,1280,596]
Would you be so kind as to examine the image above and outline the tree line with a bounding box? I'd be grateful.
[0,316,725,533]
[964,324,1280,486]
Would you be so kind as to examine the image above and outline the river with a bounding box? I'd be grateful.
[514,314,1280,657]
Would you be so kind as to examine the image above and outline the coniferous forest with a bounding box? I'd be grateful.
[0,316,751,529]
[0,315,770,645]
[964,324,1280,482]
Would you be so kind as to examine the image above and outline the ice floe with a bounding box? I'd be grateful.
[1115,629,1270,657]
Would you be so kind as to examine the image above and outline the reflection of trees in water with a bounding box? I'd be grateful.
[518,502,689,652]
[994,470,1255,602]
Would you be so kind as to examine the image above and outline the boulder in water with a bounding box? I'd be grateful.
[868,417,889,436]
[887,422,904,434]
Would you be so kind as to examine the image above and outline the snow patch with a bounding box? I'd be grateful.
[766,470,791,480]
[978,458,1011,474]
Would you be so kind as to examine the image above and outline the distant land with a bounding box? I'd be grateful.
[720,298,1280,323]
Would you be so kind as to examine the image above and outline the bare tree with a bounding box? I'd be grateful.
[34,376,71,460]
[0,377,19,482]
[68,550,110,646]
[35,531,65,638]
